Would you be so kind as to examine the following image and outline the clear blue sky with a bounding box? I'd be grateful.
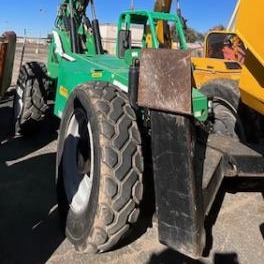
[0,0,237,37]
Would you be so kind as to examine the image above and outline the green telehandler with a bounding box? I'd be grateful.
[13,0,264,259]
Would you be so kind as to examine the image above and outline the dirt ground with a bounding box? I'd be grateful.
[0,43,264,264]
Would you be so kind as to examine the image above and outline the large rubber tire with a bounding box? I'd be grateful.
[56,82,143,253]
[200,79,246,141]
[13,61,49,135]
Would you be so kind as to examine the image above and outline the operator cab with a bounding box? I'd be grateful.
[205,31,246,64]
[117,10,187,64]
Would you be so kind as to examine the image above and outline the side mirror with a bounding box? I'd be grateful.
[46,33,53,44]
[118,30,131,58]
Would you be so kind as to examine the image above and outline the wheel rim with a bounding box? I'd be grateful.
[14,85,24,119]
[63,106,94,213]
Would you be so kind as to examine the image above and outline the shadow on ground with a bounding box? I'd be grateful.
[0,153,64,264]
[148,249,240,264]
[202,176,264,262]
[0,104,14,142]
[0,98,64,264]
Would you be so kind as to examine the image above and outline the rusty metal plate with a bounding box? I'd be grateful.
[138,48,192,115]
[0,40,8,93]
[0,31,16,96]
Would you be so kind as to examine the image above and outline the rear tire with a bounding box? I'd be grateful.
[13,61,49,135]
[56,82,143,253]
[200,79,246,141]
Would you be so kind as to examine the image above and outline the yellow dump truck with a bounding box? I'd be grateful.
[199,0,264,143]
[235,0,264,115]
[153,0,243,88]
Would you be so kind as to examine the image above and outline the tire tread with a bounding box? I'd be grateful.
[15,61,49,134]
[63,82,143,253]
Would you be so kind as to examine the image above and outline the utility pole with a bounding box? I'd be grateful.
[130,0,135,11]
[176,0,187,29]
[176,0,182,18]
[35,8,47,54]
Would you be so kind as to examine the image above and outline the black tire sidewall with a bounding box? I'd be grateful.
[56,87,101,247]
[200,79,240,108]
[200,78,245,140]
[13,66,28,130]
[14,62,48,134]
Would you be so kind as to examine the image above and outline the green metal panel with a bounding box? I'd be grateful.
[54,53,130,117]
[47,39,60,79]
[192,88,208,121]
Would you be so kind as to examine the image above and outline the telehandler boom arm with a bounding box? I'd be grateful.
[55,0,103,54]
[154,0,172,12]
